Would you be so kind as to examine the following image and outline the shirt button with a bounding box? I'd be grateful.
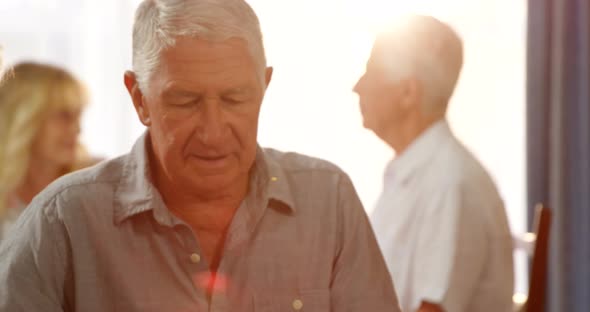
[190,253,201,264]
[292,299,303,310]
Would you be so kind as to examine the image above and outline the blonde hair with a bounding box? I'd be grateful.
[0,62,88,216]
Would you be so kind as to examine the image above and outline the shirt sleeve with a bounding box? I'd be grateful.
[330,173,401,312]
[0,196,69,312]
[411,183,487,312]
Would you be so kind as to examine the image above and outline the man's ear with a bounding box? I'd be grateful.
[401,78,421,110]
[124,71,151,126]
[264,66,273,90]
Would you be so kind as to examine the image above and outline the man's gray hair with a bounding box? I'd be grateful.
[132,0,267,91]
[375,15,463,116]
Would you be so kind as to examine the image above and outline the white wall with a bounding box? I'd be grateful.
[249,0,527,227]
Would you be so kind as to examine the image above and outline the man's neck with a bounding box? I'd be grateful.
[166,190,246,231]
[151,157,249,230]
[383,116,443,155]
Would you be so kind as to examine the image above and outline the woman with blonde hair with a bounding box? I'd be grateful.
[0,62,96,239]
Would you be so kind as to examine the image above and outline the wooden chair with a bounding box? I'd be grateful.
[513,204,552,312]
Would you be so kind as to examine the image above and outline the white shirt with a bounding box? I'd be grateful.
[371,120,514,312]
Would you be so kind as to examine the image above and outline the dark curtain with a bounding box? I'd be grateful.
[527,0,590,311]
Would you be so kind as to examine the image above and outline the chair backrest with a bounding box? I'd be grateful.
[526,204,552,312]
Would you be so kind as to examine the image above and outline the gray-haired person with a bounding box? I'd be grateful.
[354,15,513,312]
[0,1,400,311]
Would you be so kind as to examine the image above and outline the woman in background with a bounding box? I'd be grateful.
[0,62,97,239]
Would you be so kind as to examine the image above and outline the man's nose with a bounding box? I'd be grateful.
[196,100,227,145]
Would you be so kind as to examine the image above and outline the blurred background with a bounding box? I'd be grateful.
[1,0,587,311]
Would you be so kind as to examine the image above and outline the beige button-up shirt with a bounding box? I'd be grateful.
[0,133,399,312]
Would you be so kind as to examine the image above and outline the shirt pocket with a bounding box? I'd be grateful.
[253,289,330,312]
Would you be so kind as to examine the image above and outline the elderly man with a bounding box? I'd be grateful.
[0,1,399,311]
[353,15,514,312]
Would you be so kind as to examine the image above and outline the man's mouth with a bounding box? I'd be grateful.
[194,154,227,161]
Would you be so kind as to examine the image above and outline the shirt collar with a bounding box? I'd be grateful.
[113,132,161,224]
[385,119,454,186]
[113,132,296,225]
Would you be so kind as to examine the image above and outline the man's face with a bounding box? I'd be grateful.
[353,45,412,137]
[130,36,272,198]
